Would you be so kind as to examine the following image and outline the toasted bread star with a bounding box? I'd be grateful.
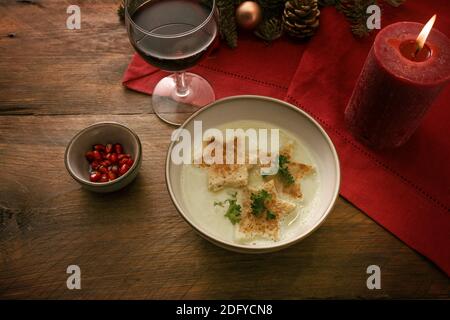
[238,180,296,240]
[263,142,313,199]
[199,136,253,192]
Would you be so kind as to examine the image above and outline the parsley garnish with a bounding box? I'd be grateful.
[250,190,276,220]
[266,211,276,220]
[277,155,295,185]
[215,192,241,225]
[260,155,295,186]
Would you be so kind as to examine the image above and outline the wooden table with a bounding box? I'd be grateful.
[0,0,448,299]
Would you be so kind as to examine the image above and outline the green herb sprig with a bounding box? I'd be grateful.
[215,192,241,225]
[278,154,295,185]
[250,190,276,220]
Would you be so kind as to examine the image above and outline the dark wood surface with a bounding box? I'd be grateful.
[0,0,448,299]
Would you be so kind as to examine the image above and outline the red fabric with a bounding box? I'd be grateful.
[123,1,450,274]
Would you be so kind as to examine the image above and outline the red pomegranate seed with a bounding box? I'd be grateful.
[119,163,130,176]
[99,173,109,183]
[102,160,111,167]
[98,166,108,174]
[105,143,113,153]
[94,144,106,152]
[110,153,118,164]
[108,171,117,181]
[110,165,119,174]
[86,151,95,161]
[91,161,100,170]
[114,143,123,154]
[119,157,129,165]
[118,153,131,160]
[92,150,102,161]
[90,171,101,182]
[85,143,133,183]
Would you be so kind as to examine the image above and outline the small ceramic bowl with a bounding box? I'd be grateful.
[166,95,340,253]
[65,122,142,193]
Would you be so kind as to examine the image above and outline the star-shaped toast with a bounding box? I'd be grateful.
[199,136,253,192]
[263,142,313,199]
[238,180,296,241]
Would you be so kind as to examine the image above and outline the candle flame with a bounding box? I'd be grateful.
[416,14,436,50]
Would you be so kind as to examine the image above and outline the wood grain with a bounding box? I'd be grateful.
[0,115,448,299]
[0,1,448,299]
[0,0,148,116]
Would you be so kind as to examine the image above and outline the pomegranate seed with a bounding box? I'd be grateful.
[102,160,111,167]
[90,171,101,182]
[92,150,102,161]
[119,163,130,176]
[118,153,131,160]
[108,171,117,181]
[110,153,118,164]
[110,165,119,174]
[114,143,123,154]
[91,161,100,170]
[99,166,108,174]
[86,151,95,161]
[105,143,113,153]
[85,143,133,183]
[119,157,129,165]
[94,144,106,152]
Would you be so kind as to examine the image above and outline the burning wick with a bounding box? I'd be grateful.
[399,14,436,62]
[414,14,436,57]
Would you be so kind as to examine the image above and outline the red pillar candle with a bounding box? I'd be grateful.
[345,18,450,149]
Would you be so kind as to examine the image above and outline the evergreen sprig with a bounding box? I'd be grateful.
[117,0,406,47]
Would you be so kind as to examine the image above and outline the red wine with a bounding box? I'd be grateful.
[129,0,217,72]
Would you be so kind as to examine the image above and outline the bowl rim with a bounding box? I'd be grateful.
[64,121,142,187]
[165,95,341,252]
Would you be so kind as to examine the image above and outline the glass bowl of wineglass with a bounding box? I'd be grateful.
[125,0,218,126]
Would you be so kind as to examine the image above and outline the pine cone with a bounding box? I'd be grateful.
[282,0,320,39]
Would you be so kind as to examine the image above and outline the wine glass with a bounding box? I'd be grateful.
[125,0,218,126]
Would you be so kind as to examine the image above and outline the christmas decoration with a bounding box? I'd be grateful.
[254,17,283,41]
[282,0,320,39]
[236,1,263,30]
[336,0,375,37]
[117,0,406,48]
[216,0,239,47]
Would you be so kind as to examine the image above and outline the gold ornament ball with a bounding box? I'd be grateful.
[236,1,263,30]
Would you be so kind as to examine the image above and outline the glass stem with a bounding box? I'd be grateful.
[175,72,189,97]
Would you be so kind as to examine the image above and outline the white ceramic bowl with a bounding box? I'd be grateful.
[166,95,340,252]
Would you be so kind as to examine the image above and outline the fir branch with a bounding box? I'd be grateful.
[255,17,283,42]
[336,0,375,37]
[384,0,405,7]
[204,0,239,48]
[318,0,337,6]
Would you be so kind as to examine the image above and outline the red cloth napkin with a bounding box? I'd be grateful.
[123,1,450,274]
